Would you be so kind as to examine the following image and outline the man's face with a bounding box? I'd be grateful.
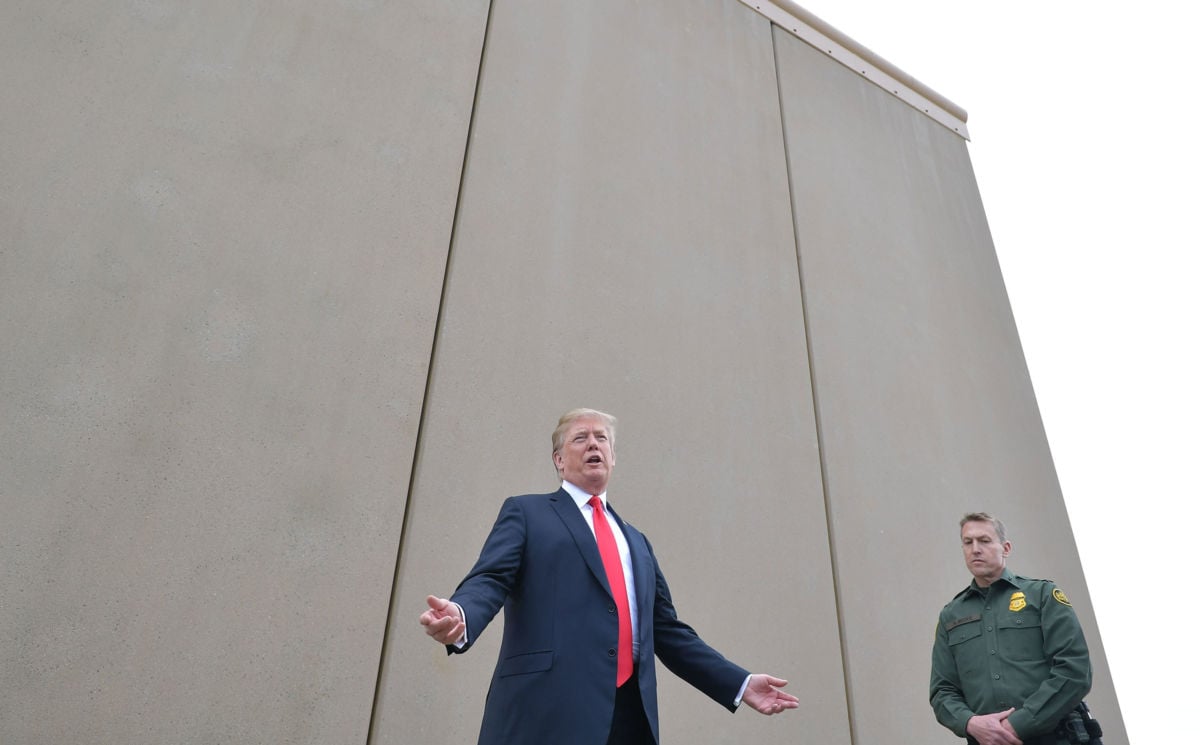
[960,520,1011,586]
[553,416,615,494]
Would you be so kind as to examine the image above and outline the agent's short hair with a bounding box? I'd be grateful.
[960,512,1007,543]
[552,408,617,454]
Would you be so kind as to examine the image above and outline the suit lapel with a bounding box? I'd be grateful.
[549,488,612,597]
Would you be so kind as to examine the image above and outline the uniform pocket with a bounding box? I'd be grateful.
[947,618,984,675]
[497,650,553,677]
[997,610,1044,661]
[947,620,983,646]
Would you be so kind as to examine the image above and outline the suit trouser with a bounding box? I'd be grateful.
[607,669,655,745]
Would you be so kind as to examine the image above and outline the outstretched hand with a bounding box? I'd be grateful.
[420,595,465,645]
[742,674,800,716]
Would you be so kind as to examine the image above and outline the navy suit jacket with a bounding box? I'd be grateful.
[449,489,749,745]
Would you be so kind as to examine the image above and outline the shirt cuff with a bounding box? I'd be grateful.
[733,675,751,707]
[451,602,468,648]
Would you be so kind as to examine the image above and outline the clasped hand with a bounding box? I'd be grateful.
[966,708,1023,745]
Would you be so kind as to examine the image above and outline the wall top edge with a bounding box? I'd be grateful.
[741,0,971,140]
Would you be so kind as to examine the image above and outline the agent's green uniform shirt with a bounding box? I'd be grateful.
[930,568,1092,740]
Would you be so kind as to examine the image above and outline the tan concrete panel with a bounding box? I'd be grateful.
[774,27,1126,744]
[378,1,847,743]
[0,2,487,742]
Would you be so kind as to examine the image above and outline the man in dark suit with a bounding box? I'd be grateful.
[420,408,798,745]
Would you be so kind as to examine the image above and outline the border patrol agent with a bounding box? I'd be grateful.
[930,513,1092,745]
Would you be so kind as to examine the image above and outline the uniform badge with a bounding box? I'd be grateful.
[1053,588,1072,606]
[1008,591,1026,612]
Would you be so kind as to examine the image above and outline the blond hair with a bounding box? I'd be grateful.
[551,408,617,454]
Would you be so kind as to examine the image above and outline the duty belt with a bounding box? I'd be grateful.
[965,701,1102,745]
[967,734,1061,745]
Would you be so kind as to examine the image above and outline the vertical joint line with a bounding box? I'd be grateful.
[364,2,497,742]
[769,23,858,745]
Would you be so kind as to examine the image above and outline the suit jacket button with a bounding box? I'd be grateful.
[608,604,616,613]
[608,648,616,657]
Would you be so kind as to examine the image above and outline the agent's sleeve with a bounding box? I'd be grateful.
[1005,584,1092,737]
[446,497,526,654]
[929,613,974,737]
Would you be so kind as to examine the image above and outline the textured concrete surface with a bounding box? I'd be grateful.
[0,1,488,742]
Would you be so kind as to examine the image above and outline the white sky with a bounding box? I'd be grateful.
[793,2,1199,743]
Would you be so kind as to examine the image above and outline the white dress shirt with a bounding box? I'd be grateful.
[560,480,640,656]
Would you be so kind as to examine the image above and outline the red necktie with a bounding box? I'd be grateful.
[589,495,633,686]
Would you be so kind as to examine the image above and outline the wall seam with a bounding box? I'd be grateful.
[364,1,497,741]
[768,22,858,745]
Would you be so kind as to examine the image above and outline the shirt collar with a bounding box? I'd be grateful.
[969,567,1017,595]
[561,480,606,509]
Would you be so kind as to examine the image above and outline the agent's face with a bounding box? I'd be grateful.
[961,520,1011,587]
[553,416,615,494]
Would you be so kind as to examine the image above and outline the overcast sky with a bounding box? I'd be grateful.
[792,2,1198,742]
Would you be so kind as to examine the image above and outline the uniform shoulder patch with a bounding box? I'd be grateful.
[1052,587,1072,606]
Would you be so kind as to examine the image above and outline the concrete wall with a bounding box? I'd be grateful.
[0,1,488,741]
[0,1,1124,743]
[772,27,1125,742]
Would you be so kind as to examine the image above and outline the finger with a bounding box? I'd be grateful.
[424,615,453,637]
[429,616,464,639]
[419,608,451,627]
[426,595,448,612]
[777,692,800,704]
[762,676,788,688]
[436,620,465,644]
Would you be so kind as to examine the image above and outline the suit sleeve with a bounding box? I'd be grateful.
[1005,583,1092,737]
[645,538,749,711]
[447,497,526,654]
